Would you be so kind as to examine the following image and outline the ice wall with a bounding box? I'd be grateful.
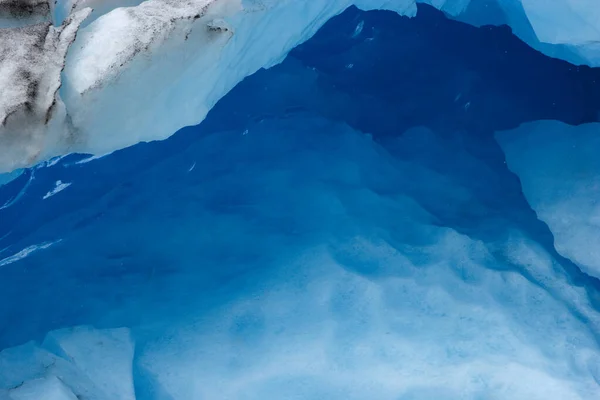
[497,120,600,279]
[1,0,600,172]
[2,115,600,399]
[54,0,600,166]
[1,5,600,398]
[58,0,414,165]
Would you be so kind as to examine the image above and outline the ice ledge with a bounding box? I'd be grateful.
[1,0,600,172]
[59,0,414,161]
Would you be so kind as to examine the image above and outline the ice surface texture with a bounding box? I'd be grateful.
[2,115,600,399]
[498,121,600,279]
[0,7,90,172]
[1,3,600,399]
[0,0,51,28]
[0,326,135,400]
[1,0,600,171]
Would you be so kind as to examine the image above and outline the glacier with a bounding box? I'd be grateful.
[1,1,600,399]
[1,0,600,171]
[498,120,600,280]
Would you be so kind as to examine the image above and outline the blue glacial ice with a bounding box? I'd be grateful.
[498,120,600,280]
[1,2,600,400]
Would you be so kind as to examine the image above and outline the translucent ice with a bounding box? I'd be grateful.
[7,377,78,400]
[2,115,600,399]
[0,170,22,188]
[1,3,600,399]
[497,120,600,279]
[59,0,413,165]
[42,326,136,400]
[50,0,144,26]
[0,327,135,400]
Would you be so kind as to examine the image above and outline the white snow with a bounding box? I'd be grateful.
[497,120,600,279]
[43,155,68,168]
[43,180,72,199]
[0,241,58,268]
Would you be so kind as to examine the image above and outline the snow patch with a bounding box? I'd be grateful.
[0,241,58,268]
[72,153,108,165]
[43,180,72,199]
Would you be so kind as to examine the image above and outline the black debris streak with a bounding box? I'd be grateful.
[0,0,50,20]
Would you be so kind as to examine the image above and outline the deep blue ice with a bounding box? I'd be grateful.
[1,5,600,399]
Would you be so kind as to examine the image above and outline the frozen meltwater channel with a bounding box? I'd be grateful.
[1,2,600,400]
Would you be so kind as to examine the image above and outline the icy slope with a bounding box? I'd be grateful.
[1,0,600,172]
[1,8,600,396]
[497,120,600,279]
[2,116,600,399]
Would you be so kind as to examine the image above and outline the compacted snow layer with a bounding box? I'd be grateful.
[1,0,600,171]
[498,120,600,279]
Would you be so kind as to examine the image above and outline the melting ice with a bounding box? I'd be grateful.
[1,1,600,400]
